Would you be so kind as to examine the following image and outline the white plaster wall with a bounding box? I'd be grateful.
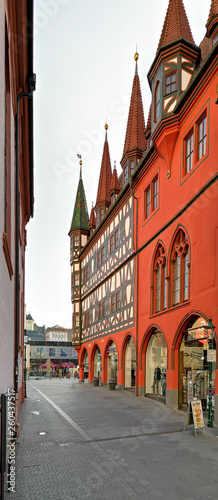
[0,6,15,395]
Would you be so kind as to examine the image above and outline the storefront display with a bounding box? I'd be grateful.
[125,337,136,388]
[146,330,167,397]
[107,342,118,382]
[93,348,102,382]
[179,318,216,410]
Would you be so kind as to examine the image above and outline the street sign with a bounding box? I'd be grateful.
[207,350,216,363]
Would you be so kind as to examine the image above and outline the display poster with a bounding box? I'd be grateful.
[61,348,67,357]
[49,347,55,357]
[207,350,216,363]
[183,347,203,369]
[190,400,204,429]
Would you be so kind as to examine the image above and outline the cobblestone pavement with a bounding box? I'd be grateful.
[4,379,218,500]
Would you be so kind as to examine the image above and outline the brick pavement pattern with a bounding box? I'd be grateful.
[4,379,218,500]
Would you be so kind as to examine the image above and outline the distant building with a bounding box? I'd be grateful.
[25,313,45,342]
[69,0,218,423]
[45,325,72,342]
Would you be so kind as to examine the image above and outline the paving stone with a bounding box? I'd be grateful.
[3,379,218,500]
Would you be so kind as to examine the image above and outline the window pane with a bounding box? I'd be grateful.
[146,187,151,218]
[153,176,158,210]
[185,130,193,174]
[183,249,189,301]
[116,291,120,310]
[155,266,161,313]
[173,254,180,305]
[198,112,207,161]
[163,265,167,310]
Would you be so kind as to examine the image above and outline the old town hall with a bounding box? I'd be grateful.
[69,0,218,423]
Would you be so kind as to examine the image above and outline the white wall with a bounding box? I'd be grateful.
[0,7,15,395]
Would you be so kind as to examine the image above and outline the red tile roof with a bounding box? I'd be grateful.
[121,58,146,164]
[200,36,209,61]
[88,205,96,230]
[145,105,151,138]
[95,127,112,208]
[206,0,218,36]
[109,163,120,195]
[157,0,195,52]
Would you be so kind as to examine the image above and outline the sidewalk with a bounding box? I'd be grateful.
[4,379,218,500]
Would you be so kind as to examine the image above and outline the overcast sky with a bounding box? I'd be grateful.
[25,0,211,328]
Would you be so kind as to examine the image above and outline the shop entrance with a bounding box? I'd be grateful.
[93,347,102,382]
[179,317,216,410]
[84,351,89,380]
[145,330,167,397]
[125,337,136,388]
[107,342,118,382]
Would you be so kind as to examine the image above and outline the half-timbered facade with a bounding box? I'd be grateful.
[69,0,218,423]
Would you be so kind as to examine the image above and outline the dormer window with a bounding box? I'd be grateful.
[130,160,135,175]
[124,164,128,183]
[165,71,177,95]
[212,30,218,47]
[154,81,160,122]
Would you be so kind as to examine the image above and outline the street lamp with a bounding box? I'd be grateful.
[206,318,215,428]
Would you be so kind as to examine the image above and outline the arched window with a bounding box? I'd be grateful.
[154,81,160,122]
[153,243,167,314]
[171,230,190,306]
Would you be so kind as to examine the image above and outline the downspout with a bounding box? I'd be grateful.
[129,177,138,396]
[15,74,36,431]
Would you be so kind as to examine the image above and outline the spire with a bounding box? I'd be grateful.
[121,53,146,167]
[157,0,195,53]
[109,161,120,196]
[206,0,218,37]
[69,166,89,233]
[95,124,112,209]
[88,203,96,231]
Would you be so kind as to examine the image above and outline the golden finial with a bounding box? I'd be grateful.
[134,52,139,61]
[79,160,82,166]
[105,123,108,130]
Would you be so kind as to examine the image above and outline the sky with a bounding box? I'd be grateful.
[25,0,211,328]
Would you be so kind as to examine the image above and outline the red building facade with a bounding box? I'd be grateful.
[69,0,218,422]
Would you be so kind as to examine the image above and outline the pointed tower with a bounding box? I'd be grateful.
[69,160,89,346]
[88,202,96,237]
[95,124,112,225]
[121,53,146,181]
[148,0,200,126]
[206,0,218,46]
[109,161,120,203]
[147,0,200,176]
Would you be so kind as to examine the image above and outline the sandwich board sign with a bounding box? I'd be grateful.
[184,399,205,436]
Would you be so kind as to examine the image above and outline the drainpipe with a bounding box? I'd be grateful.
[129,177,139,396]
[15,73,36,432]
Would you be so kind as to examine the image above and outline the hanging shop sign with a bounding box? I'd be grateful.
[207,350,216,363]
[183,347,203,369]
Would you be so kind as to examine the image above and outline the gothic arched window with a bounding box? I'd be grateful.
[171,230,190,306]
[153,243,167,314]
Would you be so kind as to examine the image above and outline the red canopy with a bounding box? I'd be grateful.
[61,361,76,368]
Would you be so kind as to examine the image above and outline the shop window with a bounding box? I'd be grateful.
[184,129,193,174]
[171,229,190,307]
[153,243,167,314]
[179,317,216,410]
[146,331,167,397]
[154,80,160,122]
[165,71,177,95]
[197,111,207,161]
[125,337,136,388]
